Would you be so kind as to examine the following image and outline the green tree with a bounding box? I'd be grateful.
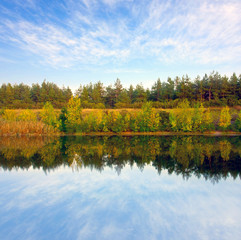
[41,102,59,129]
[132,102,160,132]
[133,84,147,103]
[151,78,162,101]
[114,78,123,104]
[219,106,231,130]
[92,81,105,104]
[65,97,82,131]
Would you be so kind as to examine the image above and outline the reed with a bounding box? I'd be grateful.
[0,120,59,136]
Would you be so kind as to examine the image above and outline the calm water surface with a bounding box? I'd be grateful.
[0,136,241,240]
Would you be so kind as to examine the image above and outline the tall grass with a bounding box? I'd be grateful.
[0,107,60,136]
[0,120,59,136]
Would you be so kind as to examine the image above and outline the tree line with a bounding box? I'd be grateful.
[75,72,241,108]
[0,81,72,109]
[0,71,241,109]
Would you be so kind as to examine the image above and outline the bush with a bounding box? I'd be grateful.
[202,108,214,131]
[169,112,178,131]
[0,108,5,116]
[81,113,96,132]
[130,113,139,132]
[174,100,194,132]
[65,97,82,132]
[40,102,59,129]
[169,102,214,132]
[219,106,231,130]
[81,110,105,132]
[2,110,17,121]
[106,111,130,133]
[115,102,132,109]
[130,102,160,132]
[95,103,105,109]
[18,110,37,121]
[235,110,241,132]
[59,107,67,132]
[158,111,171,131]
[152,102,163,108]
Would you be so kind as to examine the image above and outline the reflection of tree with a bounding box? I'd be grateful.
[65,139,106,172]
[0,137,56,170]
[0,137,51,160]
[203,143,213,164]
[39,140,61,166]
[0,136,241,182]
[169,138,193,169]
[219,140,231,161]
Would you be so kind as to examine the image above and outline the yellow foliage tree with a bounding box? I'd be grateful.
[66,97,82,129]
[219,106,231,129]
[41,102,59,129]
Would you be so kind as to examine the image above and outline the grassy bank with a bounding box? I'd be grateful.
[0,101,241,136]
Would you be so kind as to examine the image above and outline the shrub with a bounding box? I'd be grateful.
[81,113,96,132]
[219,106,231,130]
[65,97,82,132]
[40,102,59,129]
[175,100,194,132]
[131,102,160,132]
[169,102,214,132]
[158,111,171,131]
[59,107,67,132]
[115,102,132,109]
[81,110,109,132]
[202,108,214,131]
[101,112,109,132]
[0,108,5,116]
[235,110,241,132]
[95,103,105,109]
[2,110,17,121]
[130,113,139,132]
[18,110,37,121]
[169,112,178,131]
[106,111,129,133]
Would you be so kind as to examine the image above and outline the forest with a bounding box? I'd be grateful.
[0,71,241,109]
[1,71,241,135]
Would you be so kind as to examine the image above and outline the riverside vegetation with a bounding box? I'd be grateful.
[0,98,241,135]
[1,71,241,135]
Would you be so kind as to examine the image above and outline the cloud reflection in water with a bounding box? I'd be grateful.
[0,165,241,240]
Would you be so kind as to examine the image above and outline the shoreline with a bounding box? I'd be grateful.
[1,131,241,137]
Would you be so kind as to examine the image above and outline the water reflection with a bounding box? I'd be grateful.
[1,136,241,240]
[1,136,241,182]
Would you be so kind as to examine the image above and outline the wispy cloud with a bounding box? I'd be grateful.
[0,0,240,69]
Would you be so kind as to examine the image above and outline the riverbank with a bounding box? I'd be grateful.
[1,131,241,137]
[1,103,241,136]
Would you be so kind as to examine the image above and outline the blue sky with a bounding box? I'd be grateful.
[0,0,241,91]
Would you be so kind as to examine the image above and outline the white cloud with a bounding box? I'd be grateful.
[0,0,240,68]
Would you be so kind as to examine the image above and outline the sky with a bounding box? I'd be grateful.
[0,0,241,91]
